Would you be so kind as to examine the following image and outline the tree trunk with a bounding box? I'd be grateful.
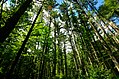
[53,20,57,77]
[6,6,42,78]
[0,0,32,43]
[64,41,67,78]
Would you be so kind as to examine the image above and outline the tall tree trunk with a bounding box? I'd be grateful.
[0,0,32,43]
[53,20,57,77]
[40,42,48,79]
[64,41,67,78]
[38,37,46,79]
[6,6,42,78]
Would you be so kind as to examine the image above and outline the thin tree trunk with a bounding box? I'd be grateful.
[53,20,57,77]
[38,37,46,79]
[40,43,48,79]
[64,41,67,78]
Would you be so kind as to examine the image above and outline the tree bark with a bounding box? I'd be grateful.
[53,20,57,77]
[0,0,32,43]
[64,41,67,77]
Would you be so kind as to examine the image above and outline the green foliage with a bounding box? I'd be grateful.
[0,0,119,79]
[98,0,119,19]
[87,64,114,79]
